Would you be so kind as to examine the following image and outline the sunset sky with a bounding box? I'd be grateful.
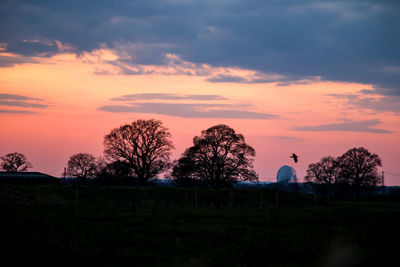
[0,1,399,184]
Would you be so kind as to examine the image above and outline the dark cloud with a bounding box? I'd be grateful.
[275,78,318,87]
[294,119,393,134]
[0,109,34,114]
[359,89,378,95]
[328,92,400,114]
[206,74,277,83]
[0,55,38,67]
[101,92,273,119]
[0,1,399,95]
[0,93,47,113]
[111,93,228,101]
[6,40,60,57]
[271,135,303,141]
[206,75,249,83]
[0,93,42,101]
[98,102,276,119]
[0,100,46,108]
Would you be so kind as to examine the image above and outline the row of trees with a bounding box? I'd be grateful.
[1,119,383,190]
[62,119,258,187]
[304,147,382,197]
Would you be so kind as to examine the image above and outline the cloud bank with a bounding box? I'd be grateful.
[328,91,400,114]
[0,93,47,113]
[0,0,399,95]
[99,93,276,119]
[294,119,393,134]
[111,93,228,101]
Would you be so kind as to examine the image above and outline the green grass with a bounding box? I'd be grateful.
[0,184,399,266]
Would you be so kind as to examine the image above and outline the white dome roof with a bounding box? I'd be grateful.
[277,165,297,183]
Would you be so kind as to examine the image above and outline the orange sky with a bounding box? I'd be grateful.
[1,50,399,184]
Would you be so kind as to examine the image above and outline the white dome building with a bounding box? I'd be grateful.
[277,165,297,183]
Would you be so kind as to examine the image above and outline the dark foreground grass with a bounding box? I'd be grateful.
[0,184,399,266]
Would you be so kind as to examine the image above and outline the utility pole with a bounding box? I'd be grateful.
[382,171,384,187]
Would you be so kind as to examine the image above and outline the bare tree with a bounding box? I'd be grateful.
[66,153,97,178]
[172,124,257,187]
[103,119,174,185]
[0,152,32,172]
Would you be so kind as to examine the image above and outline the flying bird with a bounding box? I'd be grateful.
[290,153,298,163]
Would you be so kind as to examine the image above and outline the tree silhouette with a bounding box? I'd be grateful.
[304,156,339,185]
[337,147,382,196]
[66,153,97,178]
[172,124,258,187]
[97,159,132,178]
[0,152,32,172]
[305,147,382,198]
[103,119,174,185]
[304,156,340,197]
[96,158,134,185]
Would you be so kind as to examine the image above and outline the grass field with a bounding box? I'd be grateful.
[1,184,399,266]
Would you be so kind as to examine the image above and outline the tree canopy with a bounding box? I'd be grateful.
[172,124,258,187]
[304,147,382,197]
[103,119,174,185]
[66,153,97,179]
[337,147,382,188]
[0,152,32,172]
[304,156,339,185]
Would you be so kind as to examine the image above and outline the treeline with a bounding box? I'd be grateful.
[0,119,383,192]
[304,147,382,198]
[1,120,258,187]
[70,120,258,187]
